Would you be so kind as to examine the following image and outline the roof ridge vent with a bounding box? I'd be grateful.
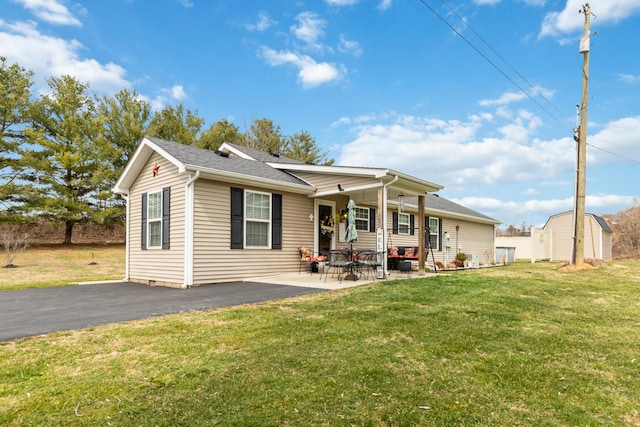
[269,152,280,158]
[215,150,230,158]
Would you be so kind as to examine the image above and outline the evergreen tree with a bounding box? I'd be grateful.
[23,76,103,243]
[196,118,241,151]
[241,118,283,153]
[284,130,334,165]
[0,57,34,217]
[94,89,151,223]
[147,103,204,145]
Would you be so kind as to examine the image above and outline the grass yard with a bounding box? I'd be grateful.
[1,260,639,425]
[0,244,125,291]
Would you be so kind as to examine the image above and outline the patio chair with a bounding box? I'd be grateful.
[358,250,387,281]
[298,247,327,275]
[322,250,352,283]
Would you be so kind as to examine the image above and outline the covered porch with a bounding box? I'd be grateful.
[288,166,443,277]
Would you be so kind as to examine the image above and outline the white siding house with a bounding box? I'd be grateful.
[114,136,499,287]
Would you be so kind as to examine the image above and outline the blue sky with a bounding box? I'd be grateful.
[1,0,639,228]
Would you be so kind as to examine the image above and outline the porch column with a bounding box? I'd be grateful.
[418,194,425,275]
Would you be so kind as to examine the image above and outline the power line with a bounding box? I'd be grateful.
[437,0,567,120]
[587,141,640,164]
[416,0,563,123]
[418,0,637,164]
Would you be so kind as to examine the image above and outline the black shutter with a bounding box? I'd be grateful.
[162,187,171,249]
[410,214,415,236]
[438,218,443,251]
[392,211,398,235]
[272,193,282,249]
[369,208,376,232]
[141,193,147,250]
[425,216,430,250]
[230,187,244,249]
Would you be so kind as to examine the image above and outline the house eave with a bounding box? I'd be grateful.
[182,165,314,194]
[425,208,501,225]
[113,136,185,194]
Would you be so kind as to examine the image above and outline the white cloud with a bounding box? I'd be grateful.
[245,11,277,32]
[338,34,363,57]
[14,0,81,26]
[479,91,527,107]
[540,0,640,39]
[336,110,574,187]
[377,0,392,11]
[474,0,502,5]
[590,116,640,161]
[0,19,129,93]
[291,12,326,50]
[616,73,640,83]
[260,46,345,88]
[177,0,194,7]
[479,86,555,107]
[170,85,187,100]
[324,0,359,6]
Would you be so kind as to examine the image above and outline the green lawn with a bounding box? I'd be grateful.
[1,260,639,426]
[0,244,125,291]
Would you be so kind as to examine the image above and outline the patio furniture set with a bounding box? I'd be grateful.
[298,247,387,283]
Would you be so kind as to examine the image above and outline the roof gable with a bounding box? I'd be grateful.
[543,211,612,233]
[114,136,313,194]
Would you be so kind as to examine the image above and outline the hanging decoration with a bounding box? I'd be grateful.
[320,215,335,236]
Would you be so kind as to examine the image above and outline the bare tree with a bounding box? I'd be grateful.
[2,226,30,268]
[607,201,640,258]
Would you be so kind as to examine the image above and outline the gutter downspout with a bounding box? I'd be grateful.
[123,194,130,281]
[183,170,200,288]
[382,175,399,277]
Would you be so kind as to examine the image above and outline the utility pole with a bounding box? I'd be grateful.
[573,3,592,266]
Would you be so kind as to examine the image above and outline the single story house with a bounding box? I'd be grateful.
[495,211,612,262]
[114,136,500,287]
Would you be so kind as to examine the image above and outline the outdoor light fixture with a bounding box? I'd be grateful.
[398,194,405,212]
[337,184,344,191]
[309,214,314,222]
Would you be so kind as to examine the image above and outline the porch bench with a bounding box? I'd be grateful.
[387,246,428,270]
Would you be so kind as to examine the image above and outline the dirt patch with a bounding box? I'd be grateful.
[559,263,596,272]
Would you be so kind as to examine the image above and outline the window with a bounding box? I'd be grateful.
[355,207,369,231]
[398,212,410,235]
[147,190,162,248]
[245,191,271,248]
[428,217,440,250]
[141,187,170,250]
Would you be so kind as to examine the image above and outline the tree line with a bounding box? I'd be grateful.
[0,57,334,243]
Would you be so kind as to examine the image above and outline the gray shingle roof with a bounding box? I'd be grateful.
[147,137,311,186]
[406,193,499,223]
[222,142,308,165]
[593,214,612,233]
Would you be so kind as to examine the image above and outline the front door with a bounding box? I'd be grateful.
[318,204,334,254]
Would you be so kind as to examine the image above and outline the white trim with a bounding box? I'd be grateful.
[183,171,199,288]
[312,182,383,199]
[218,142,256,160]
[398,212,410,235]
[244,190,272,249]
[183,166,312,195]
[147,190,163,249]
[123,194,130,281]
[314,199,336,254]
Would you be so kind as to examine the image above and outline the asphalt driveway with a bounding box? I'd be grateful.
[0,281,325,342]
